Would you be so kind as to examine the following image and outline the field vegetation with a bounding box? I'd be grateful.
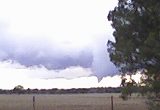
[0,93,147,110]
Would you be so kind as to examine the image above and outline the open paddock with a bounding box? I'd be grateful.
[0,93,147,110]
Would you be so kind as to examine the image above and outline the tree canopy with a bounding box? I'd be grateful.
[107,0,160,94]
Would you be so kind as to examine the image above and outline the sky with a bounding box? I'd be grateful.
[0,0,134,89]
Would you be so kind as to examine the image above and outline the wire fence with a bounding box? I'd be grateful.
[0,94,147,110]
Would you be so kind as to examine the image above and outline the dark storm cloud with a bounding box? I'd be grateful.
[0,34,93,70]
[11,50,93,70]
[0,28,117,80]
[91,35,118,81]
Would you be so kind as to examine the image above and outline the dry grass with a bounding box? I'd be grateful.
[0,93,147,110]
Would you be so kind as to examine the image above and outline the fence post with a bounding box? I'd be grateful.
[33,96,36,110]
[111,96,114,110]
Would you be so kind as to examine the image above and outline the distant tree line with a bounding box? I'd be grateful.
[0,87,122,94]
[0,86,147,94]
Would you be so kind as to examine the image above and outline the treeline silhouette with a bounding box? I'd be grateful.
[0,87,123,94]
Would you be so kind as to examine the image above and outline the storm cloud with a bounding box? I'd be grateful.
[0,0,118,81]
[0,29,117,80]
[0,33,93,69]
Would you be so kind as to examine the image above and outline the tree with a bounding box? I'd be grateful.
[120,75,137,100]
[107,0,160,99]
[13,85,24,94]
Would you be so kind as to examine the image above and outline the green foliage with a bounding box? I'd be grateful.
[108,0,160,89]
[146,94,160,110]
[13,85,24,94]
[14,85,24,90]
[120,80,136,100]
[107,0,160,75]
[107,0,160,108]
[121,87,129,100]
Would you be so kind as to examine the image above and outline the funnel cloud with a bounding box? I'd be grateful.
[0,0,118,83]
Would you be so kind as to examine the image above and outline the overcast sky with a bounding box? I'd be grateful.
[0,0,125,89]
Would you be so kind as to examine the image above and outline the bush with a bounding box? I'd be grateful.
[146,97,160,110]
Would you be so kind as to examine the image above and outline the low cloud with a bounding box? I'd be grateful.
[0,33,93,70]
[0,60,92,79]
[0,61,120,89]
[0,28,117,81]
[0,0,118,82]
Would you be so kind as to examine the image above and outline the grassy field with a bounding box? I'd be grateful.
[0,93,147,110]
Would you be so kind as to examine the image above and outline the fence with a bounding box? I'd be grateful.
[0,93,147,110]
